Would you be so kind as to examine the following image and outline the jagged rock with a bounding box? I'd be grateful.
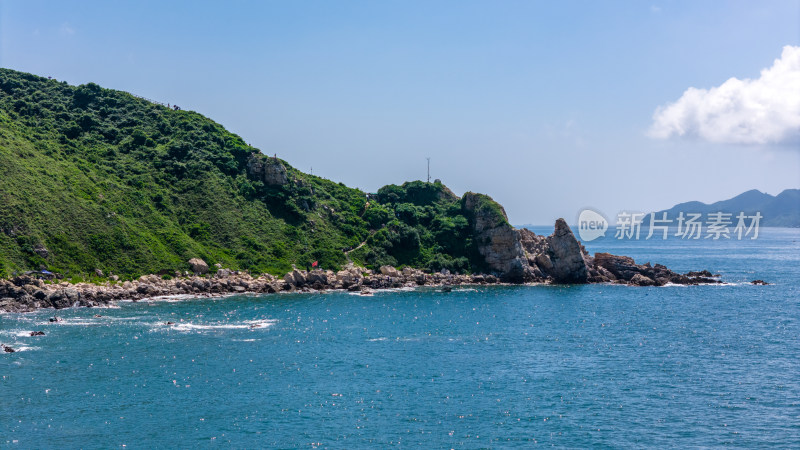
[30,331,45,336]
[462,192,530,282]
[12,276,33,287]
[188,258,209,274]
[686,270,713,277]
[94,269,104,277]
[751,279,769,285]
[593,253,640,281]
[629,273,657,286]
[284,269,307,287]
[544,219,588,284]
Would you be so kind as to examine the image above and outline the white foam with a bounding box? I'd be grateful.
[2,345,39,352]
[92,303,121,309]
[163,318,277,332]
[13,330,40,337]
[44,320,101,326]
[145,294,199,303]
[350,291,373,296]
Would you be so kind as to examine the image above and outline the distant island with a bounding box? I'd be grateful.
[647,189,800,228]
[0,69,726,313]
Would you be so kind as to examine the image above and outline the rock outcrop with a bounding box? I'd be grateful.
[543,218,588,284]
[462,192,531,282]
[247,154,289,186]
[379,265,401,277]
[590,252,719,286]
[465,208,716,287]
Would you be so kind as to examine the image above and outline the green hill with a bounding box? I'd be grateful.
[0,68,489,279]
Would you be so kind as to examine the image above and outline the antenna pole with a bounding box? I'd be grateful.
[426,157,430,183]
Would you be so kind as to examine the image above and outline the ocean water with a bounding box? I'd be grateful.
[1,228,798,448]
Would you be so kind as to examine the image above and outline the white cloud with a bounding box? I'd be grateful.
[648,45,800,145]
[59,23,75,36]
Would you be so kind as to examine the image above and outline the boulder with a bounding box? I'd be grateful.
[379,265,401,278]
[215,268,234,278]
[306,269,329,286]
[188,258,209,274]
[335,268,362,288]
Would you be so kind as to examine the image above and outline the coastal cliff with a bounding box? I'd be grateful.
[0,68,725,314]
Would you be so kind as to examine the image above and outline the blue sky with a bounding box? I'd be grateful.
[2,0,798,224]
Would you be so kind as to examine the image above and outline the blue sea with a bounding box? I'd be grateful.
[2,227,799,448]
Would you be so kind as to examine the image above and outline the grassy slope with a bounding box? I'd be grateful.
[0,69,494,279]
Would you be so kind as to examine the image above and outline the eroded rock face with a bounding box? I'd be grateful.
[462,192,530,282]
[544,219,588,284]
[247,154,289,186]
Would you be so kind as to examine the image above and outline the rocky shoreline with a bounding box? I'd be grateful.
[0,258,724,315]
[0,218,731,314]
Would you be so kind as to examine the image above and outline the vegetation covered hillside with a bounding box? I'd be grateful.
[0,68,494,279]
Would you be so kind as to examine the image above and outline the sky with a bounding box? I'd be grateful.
[1,0,799,224]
